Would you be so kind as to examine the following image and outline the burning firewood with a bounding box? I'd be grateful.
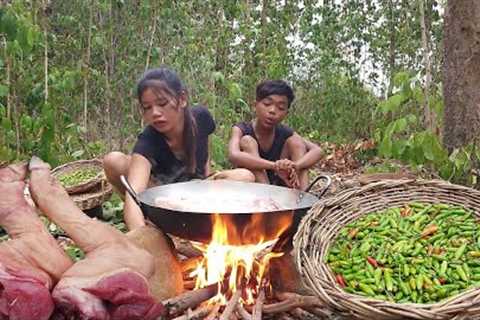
[164,283,218,316]
[219,289,242,320]
[236,304,252,320]
[252,289,265,320]
[171,305,214,320]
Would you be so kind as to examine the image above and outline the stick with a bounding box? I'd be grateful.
[303,307,332,318]
[172,236,203,258]
[276,314,296,320]
[252,290,265,320]
[219,290,242,320]
[204,304,221,320]
[164,283,218,316]
[183,279,196,290]
[171,305,213,320]
[261,292,323,314]
[236,304,252,320]
[181,256,204,272]
[288,307,315,319]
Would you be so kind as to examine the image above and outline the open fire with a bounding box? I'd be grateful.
[165,212,329,319]
[189,213,293,305]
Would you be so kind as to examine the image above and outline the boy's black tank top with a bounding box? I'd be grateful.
[235,121,294,186]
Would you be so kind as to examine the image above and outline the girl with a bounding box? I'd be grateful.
[104,67,253,230]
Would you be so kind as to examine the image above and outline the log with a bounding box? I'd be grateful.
[181,256,203,273]
[288,307,316,319]
[171,235,203,258]
[204,304,220,320]
[236,304,252,320]
[171,305,214,320]
[261,292,323,314]
[183,279,196,290]
[219,290,242,320]
[164,283,218,316]
[252,290,265,320]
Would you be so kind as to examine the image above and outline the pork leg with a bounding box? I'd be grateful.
[29,157,172,320]
[0,163,73,320]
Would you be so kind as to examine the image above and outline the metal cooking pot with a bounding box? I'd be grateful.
[121,175,331,245]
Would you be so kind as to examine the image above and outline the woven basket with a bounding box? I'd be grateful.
[294,178,480,320]
[70,179,113,211]
[52,159,104,194]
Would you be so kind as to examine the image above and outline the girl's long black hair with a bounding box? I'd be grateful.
[137,67,197,174]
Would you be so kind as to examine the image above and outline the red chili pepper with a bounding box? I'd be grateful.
[367,256,379,268]
[439,277,446,285]
[336,274,346,287]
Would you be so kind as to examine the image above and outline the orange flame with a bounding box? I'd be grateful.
[190,212,293,305]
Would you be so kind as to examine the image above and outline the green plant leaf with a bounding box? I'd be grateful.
[0,11,17,41]
[0,85,8,97]
[379,94,404,113]
[393,71,410,88]
[379,135,392,158]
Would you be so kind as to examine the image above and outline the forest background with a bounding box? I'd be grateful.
[1,0,480,188]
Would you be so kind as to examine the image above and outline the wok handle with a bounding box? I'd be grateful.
[120,175,140,206]
[305,175,332,197]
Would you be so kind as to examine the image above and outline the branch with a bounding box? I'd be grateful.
[171,305,214,320]
[236,304,252,320]
[163,283,217,316]
[260,292,323,314]
[204,304,220,320]
[219,290,242,320]
[252,289,265,320]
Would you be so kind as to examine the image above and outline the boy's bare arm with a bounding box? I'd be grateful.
[293,134,323,170]
[227,127,275,170]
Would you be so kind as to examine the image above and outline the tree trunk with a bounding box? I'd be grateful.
[83,1,93,130]
[144,3,158,72]
[419,0,435,132]
[386,0,396,97]
[3,37,11,120]
[443,1,480,151]
[43,0,49,103]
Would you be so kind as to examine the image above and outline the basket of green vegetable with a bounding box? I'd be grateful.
[294,178,480,319]
[52,159,104,194]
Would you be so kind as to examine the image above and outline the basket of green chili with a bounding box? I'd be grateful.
[294,178,480,319]
[52,159,105,194]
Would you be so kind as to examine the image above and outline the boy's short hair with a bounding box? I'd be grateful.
[256,80,295,108]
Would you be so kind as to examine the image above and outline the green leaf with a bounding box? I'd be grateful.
[0,85,8,97]
[422,134,435,161]
[379,94,404,113]
[1,117,12,131]
[379,135,392,158]
[228,82,242,99]
[213,71,225,83]
[393,71,410,88]
[0,11,17,41]
[393,117,408,133]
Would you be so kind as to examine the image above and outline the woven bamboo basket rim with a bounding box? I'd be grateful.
[52,159,104,194]
[71,179,113,211]
[293,178,480,320]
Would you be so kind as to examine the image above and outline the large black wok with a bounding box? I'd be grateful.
[121,175,331,246]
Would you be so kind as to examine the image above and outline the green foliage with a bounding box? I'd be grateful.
[376,72,478,185]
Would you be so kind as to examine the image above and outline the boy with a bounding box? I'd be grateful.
[228,80,322,190]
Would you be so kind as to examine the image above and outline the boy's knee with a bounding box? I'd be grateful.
[286,135,306,153]
[239,135,259,151]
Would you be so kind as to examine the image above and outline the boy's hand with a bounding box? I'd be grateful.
[274,160,300,189]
